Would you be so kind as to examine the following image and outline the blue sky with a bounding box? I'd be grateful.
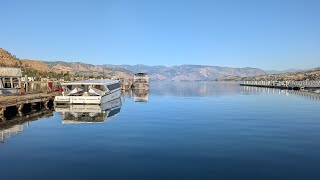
[0,0,319,70]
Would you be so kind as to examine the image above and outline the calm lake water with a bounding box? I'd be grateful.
[1,81,320,180]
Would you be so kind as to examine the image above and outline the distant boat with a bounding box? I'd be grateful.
[132,73,149,90]
[54,79,121,105]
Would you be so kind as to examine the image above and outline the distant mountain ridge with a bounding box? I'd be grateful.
[103,64,266,81]
[1,48,266,81]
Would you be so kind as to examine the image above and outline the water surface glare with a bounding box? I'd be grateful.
[1,81,320,180]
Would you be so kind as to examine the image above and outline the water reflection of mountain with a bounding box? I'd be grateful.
[55,98,122,124]
[150,81,244,96]
[0,109,54,143]
[151,81,320,101]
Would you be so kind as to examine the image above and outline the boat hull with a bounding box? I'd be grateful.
[54,89,121,105]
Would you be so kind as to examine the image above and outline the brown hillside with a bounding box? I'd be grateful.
[0,48,50,72]
[243,68,320,81]
[0,48,133,79]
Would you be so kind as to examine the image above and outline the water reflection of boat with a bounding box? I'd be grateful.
[133,89,149,102]
[55,98,122,124]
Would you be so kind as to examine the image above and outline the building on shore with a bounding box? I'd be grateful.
[0,67,22,94]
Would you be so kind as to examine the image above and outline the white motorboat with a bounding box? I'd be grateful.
[54,79,121,105]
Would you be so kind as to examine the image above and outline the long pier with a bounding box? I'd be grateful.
[240,81,320,90]
[0,92,57,122]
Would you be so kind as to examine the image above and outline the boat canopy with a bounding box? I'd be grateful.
[61,79,121,95]
[62,79,120,87]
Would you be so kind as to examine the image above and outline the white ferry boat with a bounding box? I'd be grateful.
[132,73,149,90]
[54,79,121,105]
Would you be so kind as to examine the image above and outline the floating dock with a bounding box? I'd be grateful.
[240,81,320,90]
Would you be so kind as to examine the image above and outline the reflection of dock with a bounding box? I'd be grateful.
[243,86,320,101]
[240,81,320,90]
[55,98,122,124]
[0,109,54,143]
[0,107,54,127]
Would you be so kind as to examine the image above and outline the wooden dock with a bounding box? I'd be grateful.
[0,92,58,121]
[240,81,320,90]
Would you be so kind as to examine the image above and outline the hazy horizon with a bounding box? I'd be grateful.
[1,0,319,70]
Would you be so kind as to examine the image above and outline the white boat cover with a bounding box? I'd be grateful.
[67,87,84,96]
[89,87,104,96]
[62,79,120,86]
